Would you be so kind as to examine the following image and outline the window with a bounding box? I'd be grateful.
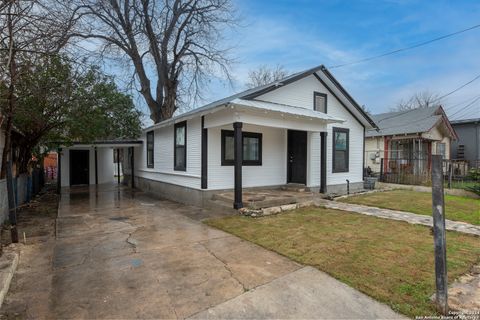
[146,131,154,168]
[221,130,262,166]
[314,92,327,113]
[174,121,187,171]
[436,142,446,158]
[332,127,349,172]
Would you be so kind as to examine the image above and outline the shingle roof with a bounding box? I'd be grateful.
[366,106,442,137]
[145,65,377,131]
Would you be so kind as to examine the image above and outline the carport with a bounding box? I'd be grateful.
[57,140,142,193]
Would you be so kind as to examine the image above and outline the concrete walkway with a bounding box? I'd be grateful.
[323,200,480,236]
[49,184,402,319]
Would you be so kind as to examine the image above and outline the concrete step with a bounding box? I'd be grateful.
[281,184,308,192]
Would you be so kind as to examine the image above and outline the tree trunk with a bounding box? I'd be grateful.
[0,114,13,179]
[161,81,178,121]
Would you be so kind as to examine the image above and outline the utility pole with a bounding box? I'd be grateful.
[431,155,448,314]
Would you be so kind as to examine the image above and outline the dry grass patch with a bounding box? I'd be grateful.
[339,190,479,226]
[205,207,480,318]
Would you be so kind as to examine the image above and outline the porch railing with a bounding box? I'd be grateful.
[377,158,479,187]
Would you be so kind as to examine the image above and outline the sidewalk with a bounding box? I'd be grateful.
[322,200,480,236]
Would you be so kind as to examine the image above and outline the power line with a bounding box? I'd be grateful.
[435,74,480,101]
[449,96,480,118]
[329,23,480,69]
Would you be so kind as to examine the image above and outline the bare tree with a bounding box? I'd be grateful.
[392,91,442,111]
[246,64,289,88]
[72,0,236,123]
[0,0,78,178]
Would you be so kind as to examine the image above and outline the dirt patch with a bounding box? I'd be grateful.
[1,184,58,246]
[0,184,58,319]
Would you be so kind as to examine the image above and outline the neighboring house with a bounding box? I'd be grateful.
[58,141,142,187]
[365,106,457,174]
[123,65,377,209]
[450,118,480,168]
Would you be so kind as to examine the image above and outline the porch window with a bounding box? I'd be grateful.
[436,143,446,158]
[146,131,154,168]
[221,130,262,166]
[314,92,327,113]
[332,127,349,172]
[174,121,187,171]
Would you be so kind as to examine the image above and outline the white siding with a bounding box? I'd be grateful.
[136,117,202,189]
[60,147,115,187]
[207,124,287,190]
[258,74,365,186]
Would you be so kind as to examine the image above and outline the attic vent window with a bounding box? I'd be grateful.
[314,92,327,113]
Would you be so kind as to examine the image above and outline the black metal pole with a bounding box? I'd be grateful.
[130,147,135,189]
[6,161,19,243]
[57,148,62,195]
[432,155,448,315]
[94,147,98,185]
[117,149,120,185]
[233,122,243,209]
[320,132,327,193]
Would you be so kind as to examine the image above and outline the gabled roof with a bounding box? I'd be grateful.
[366,106,458,139]
[145,64,377,131]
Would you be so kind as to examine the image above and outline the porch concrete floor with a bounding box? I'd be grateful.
[15,184,403,319]
[213,188,321,209]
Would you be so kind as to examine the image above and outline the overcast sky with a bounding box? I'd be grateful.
[115,0,480,125]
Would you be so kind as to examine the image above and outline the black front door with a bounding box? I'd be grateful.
[287,130,307,184]
[70,150,90,185]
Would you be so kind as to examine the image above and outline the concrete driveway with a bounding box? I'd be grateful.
[52,184,403,319]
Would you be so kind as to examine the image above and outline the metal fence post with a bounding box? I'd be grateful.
[432,155,448,314]
[6,161,19,243]
[380,158,384,182]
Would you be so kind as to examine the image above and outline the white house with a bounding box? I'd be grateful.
[123,65,378,208]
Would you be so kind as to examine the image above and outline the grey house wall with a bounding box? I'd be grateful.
[451,121,480,164]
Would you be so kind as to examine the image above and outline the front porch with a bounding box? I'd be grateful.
[212,185,324,210]
[202,99,344,209]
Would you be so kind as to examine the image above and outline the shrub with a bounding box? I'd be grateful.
[466,184,480,196]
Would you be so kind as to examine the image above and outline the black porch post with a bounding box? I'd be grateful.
[57,148,62,194]
[233,122,243,209]
[320,132,327,193]
[201,116,208,189]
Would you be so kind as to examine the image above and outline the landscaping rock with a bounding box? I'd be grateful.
[262,206,282,216]
[280,204,298,212]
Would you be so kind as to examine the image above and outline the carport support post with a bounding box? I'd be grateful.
[233,122,243,209]
[94,147,98,185]
[57,148,62,194]
[116,149,120,185]
[320,132,327,193]
[130,147,135,189]
[431,155,448,315]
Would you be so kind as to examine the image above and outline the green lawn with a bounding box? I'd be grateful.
[339,190,479,226]
[205,208,480,318]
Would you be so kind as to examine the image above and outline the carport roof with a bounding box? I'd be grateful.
[60,140,143,148]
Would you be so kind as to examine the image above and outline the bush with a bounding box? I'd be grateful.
[466,184,480,196]
[467,168,480,181]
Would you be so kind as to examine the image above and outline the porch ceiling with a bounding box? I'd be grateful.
[204,99,345,132]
